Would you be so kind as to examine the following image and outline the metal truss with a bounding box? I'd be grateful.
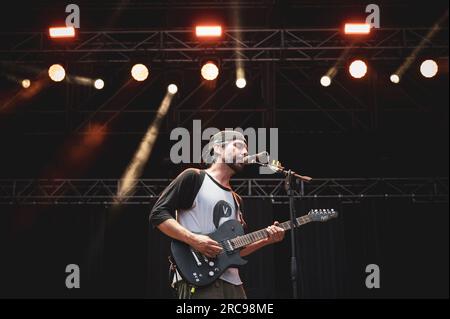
[0,27,447,135]
[1,27,448,64]
[3,59,444,136]
[0,177,447,205]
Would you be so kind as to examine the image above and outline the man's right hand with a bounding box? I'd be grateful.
[189,234,223,258]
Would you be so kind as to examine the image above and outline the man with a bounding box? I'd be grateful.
[149,130,285,299]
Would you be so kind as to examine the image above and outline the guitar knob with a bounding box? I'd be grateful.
[214,267,220,272]
[208,271,214,277]
[208,261,215,267]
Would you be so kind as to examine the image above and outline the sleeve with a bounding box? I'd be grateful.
[149,168,204,227]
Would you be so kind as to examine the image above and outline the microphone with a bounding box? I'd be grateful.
[242,151,269,164]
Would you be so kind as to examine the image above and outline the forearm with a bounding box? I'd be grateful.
[239,239,269,257]
[157,218,196,246]
[157,218,223,258]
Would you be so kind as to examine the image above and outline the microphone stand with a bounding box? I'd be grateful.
[257,161,312,299]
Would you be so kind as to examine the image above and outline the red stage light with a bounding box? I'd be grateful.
[195,26,222,37]
[344,23,371,35]
[49,26,75,38]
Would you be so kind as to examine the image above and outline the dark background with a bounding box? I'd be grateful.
[0,0,448,298]
[0,198,448,298]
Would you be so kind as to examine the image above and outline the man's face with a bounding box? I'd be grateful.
[218,140,248,173]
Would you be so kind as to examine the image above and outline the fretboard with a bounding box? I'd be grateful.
[230,215,312,249]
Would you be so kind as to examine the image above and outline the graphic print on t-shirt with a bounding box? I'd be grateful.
[213,200,233,229]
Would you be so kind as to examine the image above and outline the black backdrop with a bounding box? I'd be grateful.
[0,198,447,298]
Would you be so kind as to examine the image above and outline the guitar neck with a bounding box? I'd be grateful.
[230,215,312,249]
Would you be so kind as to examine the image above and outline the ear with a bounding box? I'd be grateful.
[213,144,224,158]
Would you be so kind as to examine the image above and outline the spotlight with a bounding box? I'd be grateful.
[236,67,246,88]
[236,78,246,89]
[420,59,438,78]
[195,26,222,38]
[48,64,66,82]
[49,26,75,38]
[21,79,31,89]
[390,74,400,84]
[320,76,331,87]
[349,60,367,79]
[344,23,371,35]
[94,79,104,90]
[167,84,178,94]
[201,61,219,81]
[131,64,149,81]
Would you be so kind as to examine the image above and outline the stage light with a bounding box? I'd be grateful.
[167,84,178,94]
[320,75,331,87]
[131,64,149,81]
[48,64,66,82]
[195,26,222,37]
[94,79,104,90]
[235,67,246,88]
[390,74,400,84]
[49,26,75,38]
[349,60,367,79]
[21,79,31,89]
[420,59,438,78]
[236,78,246,89]
[344,23,371,35]
[201,61,219,80]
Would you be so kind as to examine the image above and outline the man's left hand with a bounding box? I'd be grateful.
[265,221,285,244]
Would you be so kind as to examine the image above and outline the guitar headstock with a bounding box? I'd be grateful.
[307,208,338,222]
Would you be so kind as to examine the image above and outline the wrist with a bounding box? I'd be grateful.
[185,231,197,246]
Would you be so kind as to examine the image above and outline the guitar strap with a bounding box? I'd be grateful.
[169,255,199,298]
[231,191,247,229]
[168,255,178,287]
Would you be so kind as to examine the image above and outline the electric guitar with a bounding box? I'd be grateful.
[171,208,338,286]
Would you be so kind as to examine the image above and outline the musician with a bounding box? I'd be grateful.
[149,130,285,299]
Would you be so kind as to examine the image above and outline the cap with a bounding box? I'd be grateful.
[203,130,247,163]
[208,130,247,147]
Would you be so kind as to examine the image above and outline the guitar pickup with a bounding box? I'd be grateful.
[224,240,234,253]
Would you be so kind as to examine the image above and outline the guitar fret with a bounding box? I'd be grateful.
[231,213,317,249]
[261,230,267,240]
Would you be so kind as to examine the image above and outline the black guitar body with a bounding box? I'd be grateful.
[171,219,247,287]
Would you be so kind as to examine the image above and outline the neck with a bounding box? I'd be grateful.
[205,163,235,188]
[230,214,312,249]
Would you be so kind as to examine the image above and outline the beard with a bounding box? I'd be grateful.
[226,162,245,173]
